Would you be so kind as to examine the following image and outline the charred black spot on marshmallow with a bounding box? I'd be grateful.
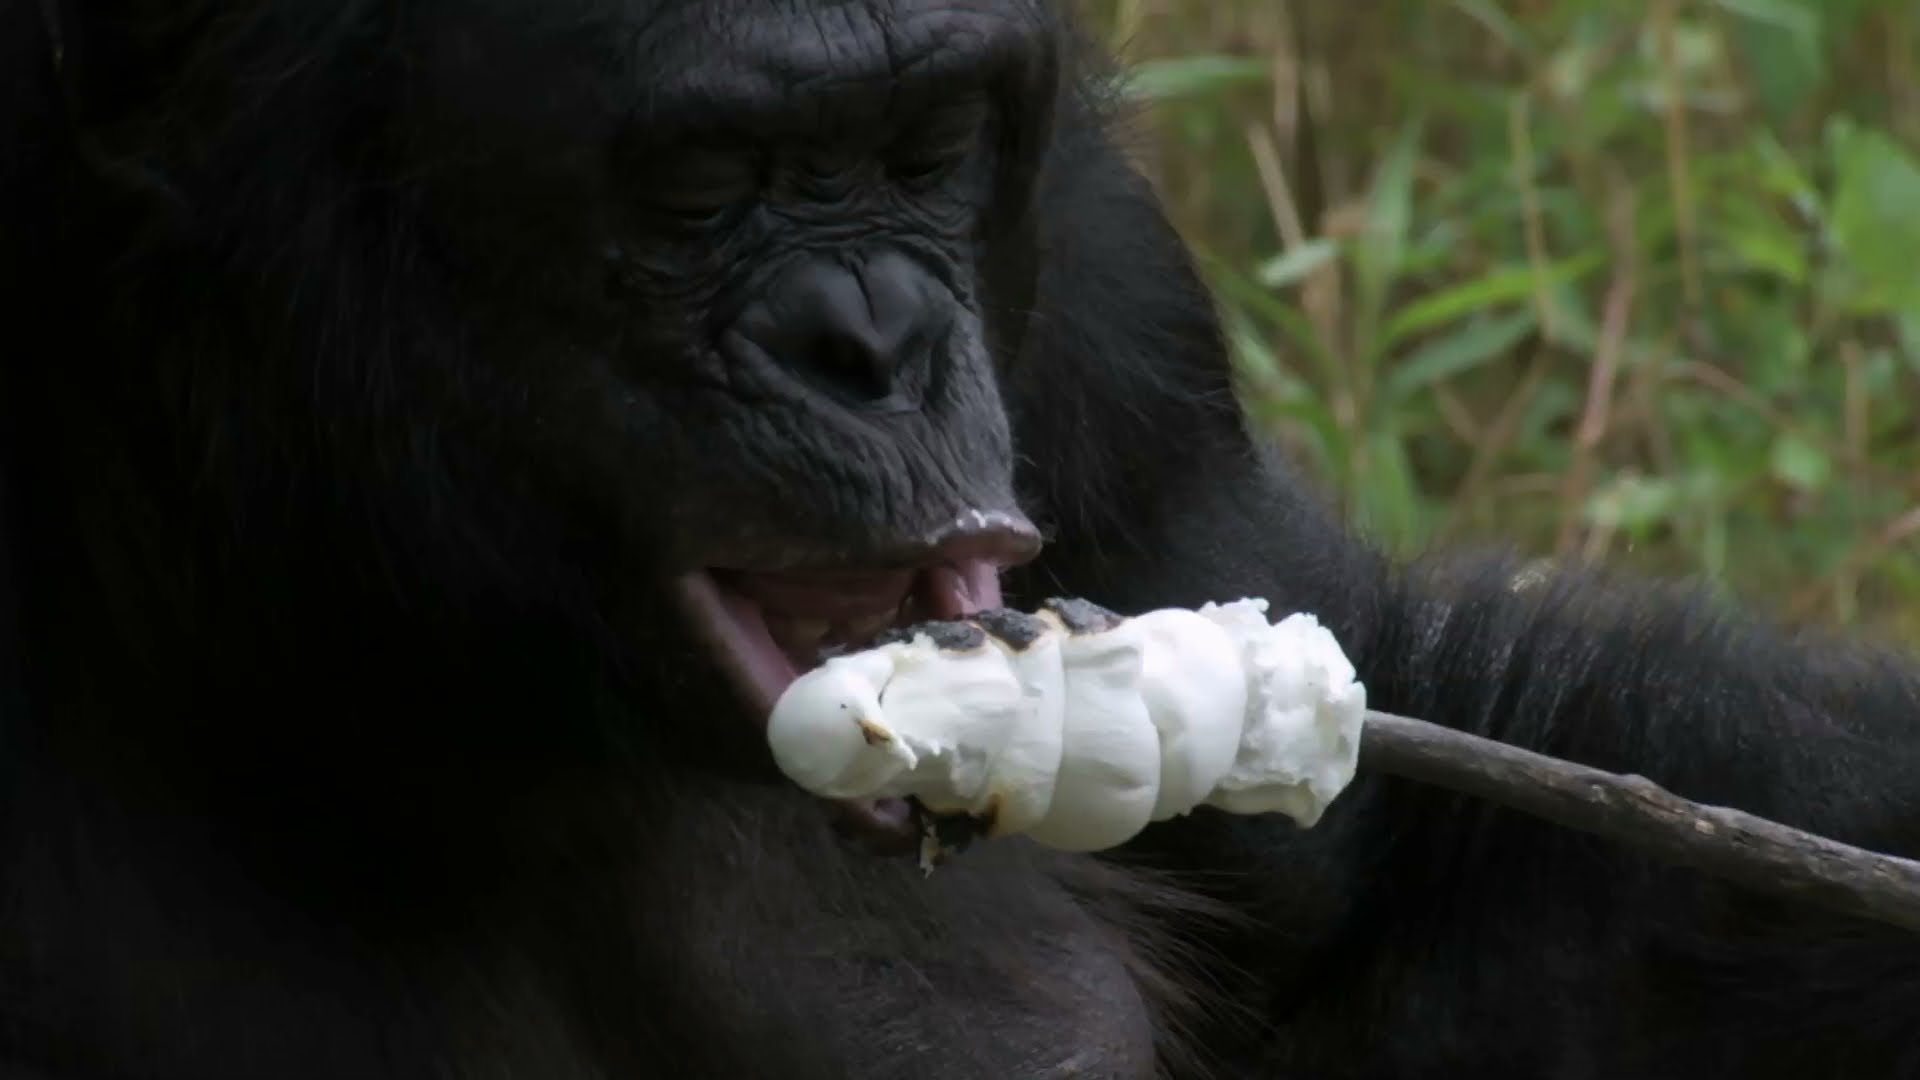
[911,798,991,874]
[870,619,988,653]
[1043,597,1125,635]
[972,608,1052,650]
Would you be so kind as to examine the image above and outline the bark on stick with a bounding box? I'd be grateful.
[1359,709,1920,935]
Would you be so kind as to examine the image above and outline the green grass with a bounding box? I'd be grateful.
[1085,0,1920,646]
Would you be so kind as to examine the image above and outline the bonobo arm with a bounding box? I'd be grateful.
[1318,552,1920,1076]
[1009,96,1920,1079]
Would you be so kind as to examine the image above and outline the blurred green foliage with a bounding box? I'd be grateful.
[1084,0,1920,644]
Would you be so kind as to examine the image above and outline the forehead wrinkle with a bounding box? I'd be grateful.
[619,1,1028,142]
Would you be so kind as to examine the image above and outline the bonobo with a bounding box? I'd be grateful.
[1,1,1917,1078]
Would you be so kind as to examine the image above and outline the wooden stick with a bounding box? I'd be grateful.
[1358,709,1920,935]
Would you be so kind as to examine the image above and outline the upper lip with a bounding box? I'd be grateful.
[701,509,1045,577]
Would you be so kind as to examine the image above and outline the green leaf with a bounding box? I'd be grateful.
[1734,303,1813,394]
[1714,0,1820,35]
[1585,474,1680,533]
[1725,0,1824,122]
[1386,310,1539,403]
[1450,0,1533,56]
[1200,255,1345,391]
[1380,254,1603,351]
[1769,431,1833,492]
[1825,118,1920,314]
[1544,39,1604,101]
[1123,56,1271,103]
[1714,192,1810,284]
[1255,239,1344,290]
[1355,429,1425,552]
[1226,314,1308,396]
[1451,0,1528,56]
[1245,391,1351,485]
[1353,117,1426,337]
[1749,130,1823,222]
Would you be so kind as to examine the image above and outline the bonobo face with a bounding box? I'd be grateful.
[388,0,1055,801]
[69,0,1056,807]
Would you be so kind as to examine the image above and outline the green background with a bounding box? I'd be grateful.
[1084,0,1920,645]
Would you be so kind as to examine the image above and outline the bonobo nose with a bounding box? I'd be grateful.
[726,251,944,405]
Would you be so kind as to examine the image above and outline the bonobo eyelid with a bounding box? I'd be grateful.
[617,141,766,221]
[885,99,993,183]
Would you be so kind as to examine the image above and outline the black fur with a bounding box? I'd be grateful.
[3,2,1918,1078]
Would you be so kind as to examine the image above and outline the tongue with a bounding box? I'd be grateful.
[921,560,1005,619]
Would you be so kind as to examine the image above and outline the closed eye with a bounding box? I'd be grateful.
[888,100,991,185]
[634,148,764,224]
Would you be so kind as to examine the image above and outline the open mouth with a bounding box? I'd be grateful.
[674,512,1042,853]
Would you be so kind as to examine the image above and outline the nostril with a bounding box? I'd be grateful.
[818,324,892,398]
[726,253,941,405]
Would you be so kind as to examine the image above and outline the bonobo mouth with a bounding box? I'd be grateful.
[674,511,1043,853]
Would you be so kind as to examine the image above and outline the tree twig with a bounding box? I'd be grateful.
[1358,709,1920,934]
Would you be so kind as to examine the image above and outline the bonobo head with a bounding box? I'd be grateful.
[30,1,1061,828]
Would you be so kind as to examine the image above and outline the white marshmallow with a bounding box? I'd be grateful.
[765,598,1367,855]
[1022,618,1163,852]
[1200,602,1366,827]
